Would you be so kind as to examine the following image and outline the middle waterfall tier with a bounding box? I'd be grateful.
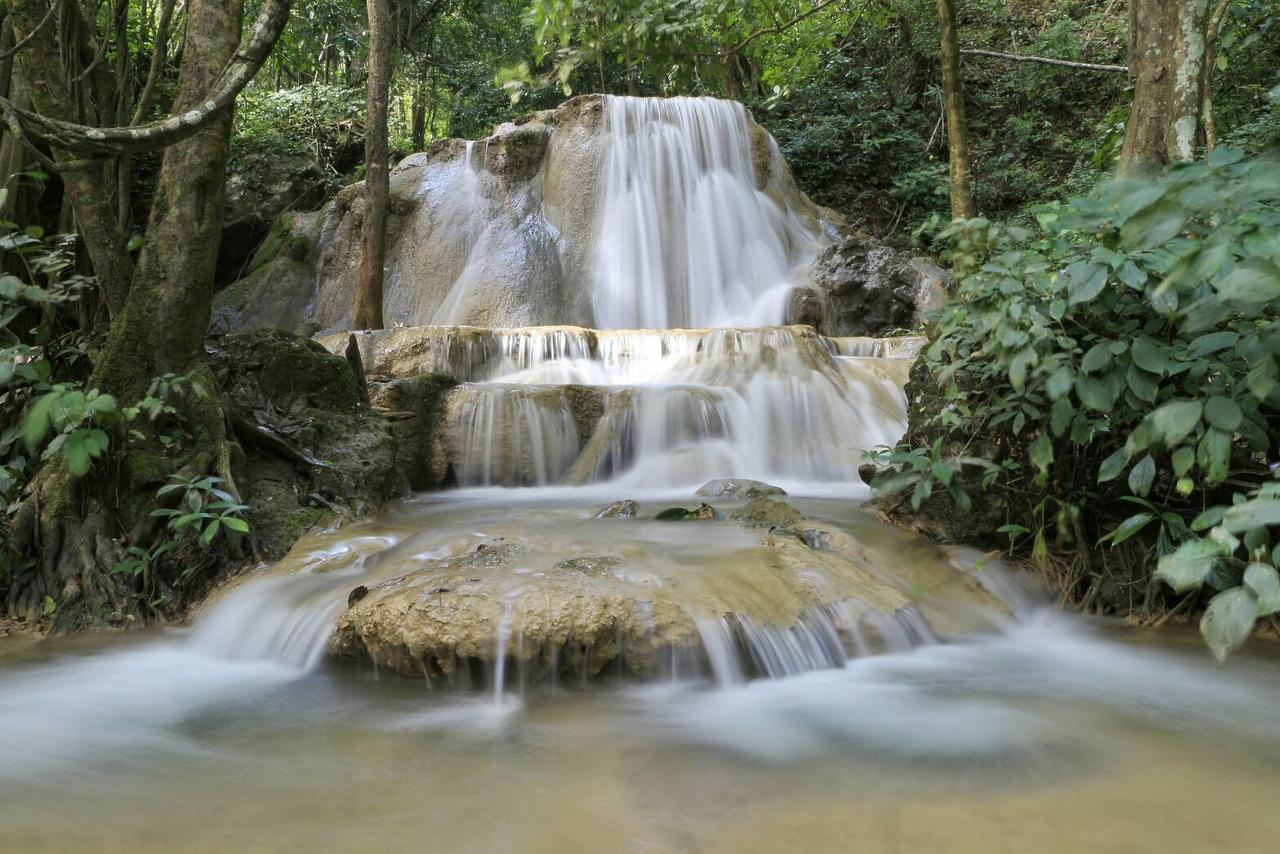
[327,325,919,489]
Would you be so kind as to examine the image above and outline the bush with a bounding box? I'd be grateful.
[876,150,1280,658]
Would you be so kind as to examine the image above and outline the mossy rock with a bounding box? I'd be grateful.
[730,497,803,530]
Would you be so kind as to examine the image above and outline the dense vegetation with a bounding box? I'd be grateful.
[1,0,1278,653]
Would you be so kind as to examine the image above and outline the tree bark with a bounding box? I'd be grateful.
[6,0,135,315]
[410,82,426,151]
[1201,0,1233,152]
[354,0,391,330]
[93,0,241,418]
[1121,0,1213,172]
[937,0,973,218]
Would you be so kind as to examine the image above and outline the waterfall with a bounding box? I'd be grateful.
[593,96,823,329]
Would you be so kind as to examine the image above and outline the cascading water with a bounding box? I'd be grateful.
[593,97,823,329]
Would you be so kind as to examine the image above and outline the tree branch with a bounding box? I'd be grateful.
[3,0,291,156]
[129,0,177,125]
[960,48,1128,73]
[0,2,54,63]
[733,0,850,53]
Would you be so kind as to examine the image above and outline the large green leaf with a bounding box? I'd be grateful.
[1200,587,1259,662]
[1080,343,1112,374]
[1216,262,1280,304]
[1197,428,1232,485]
[1155,539,1221,593]
[1203,396,1242,432]
[1130,336,1167,374]
[1222,499,1280,533]
[1150,400,1203,446]
[1127,454,1156,497]
[1243,563,1280,616]
[1065,262,1108,305]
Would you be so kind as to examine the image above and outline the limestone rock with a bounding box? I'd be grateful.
[695,478,787,499]
[796,235,952,336]
[369,373,457,491]
[730,497,804,530]
[595,500,639,518]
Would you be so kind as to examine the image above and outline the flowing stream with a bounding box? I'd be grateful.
[3,97,1279,851]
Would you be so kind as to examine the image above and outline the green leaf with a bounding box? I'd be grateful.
[1128,454,1156,497]
[1155,539,1222,593]
[1197,428,1232,486]
[1243,563,1280,616]
[1050,396,1074,437]
[1080,343,1112,374]
[1191,506,1226,532]
[1171,446,1195,477]
[201,519,222,546]
[1075,375,1115,411]
[1200,587,1259,662]
[222,516,250,534]
[1107,512,1155,546]
[1150,400,1203,446]
[1029,433,1054,473]
[1046,368,1073,400]
[1216,262,1280,304]
[1188,331,1238,358]
[1126,363,1159,403]
[1222,500,1280,533]
[1203,396,1242,432]
[1098,447,1129,483]
[1065,262,1108,305]
[1130,336,1166,374]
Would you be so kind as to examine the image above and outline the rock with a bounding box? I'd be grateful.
[348,585,369,607]
[554,555,623,575]
[858,463,880,486]
[595,500,639,518]
[730,497,804,530]
[695,478,786,499]
[210,211,323,335]
[369,373,456,491]
[327,513,1004,682]
[218,152,332,287]
[655,504,718,521]
[803,235,952,337]
[207,329,401,557]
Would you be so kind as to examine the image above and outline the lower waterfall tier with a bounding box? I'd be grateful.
[323,324,922,489]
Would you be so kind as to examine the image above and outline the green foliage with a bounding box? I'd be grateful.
[885,151,1280,657]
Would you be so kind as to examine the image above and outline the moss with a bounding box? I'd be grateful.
[245,212,311,276]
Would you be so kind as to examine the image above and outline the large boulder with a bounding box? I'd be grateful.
[327,511,1003,681]
[791,235,950,336]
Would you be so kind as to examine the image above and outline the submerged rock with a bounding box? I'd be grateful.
[695,478,787,499]
[595,500,639,518]
[554,555,623,575]
[730,497,804,530]
[655,504,718,521]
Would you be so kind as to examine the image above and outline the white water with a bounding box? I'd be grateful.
[594,97,822,329]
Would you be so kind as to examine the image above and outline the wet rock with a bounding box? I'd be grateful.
[369,373,456,491]
[695,478,786,499]
[347,585,369,607]
[656,504,718,521]
[207,328,400,558]
[858,463,880,486]
[554,555,623,575]
[730,497,803,530]
[595,500,639,518]
[803,235,951,337]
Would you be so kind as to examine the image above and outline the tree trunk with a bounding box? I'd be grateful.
[1201,0,1232,152]
[15,0,246,627]
[937,0,973,218]
[1120,0,1213,172]
[354,0,391,330]
[7,1,135,316]
[410,82,426,151]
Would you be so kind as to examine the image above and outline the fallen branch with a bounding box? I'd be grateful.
[960,48,1128,74]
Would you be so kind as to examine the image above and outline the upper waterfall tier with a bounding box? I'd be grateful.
[213,95,833,335]
[593,97,823,329]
